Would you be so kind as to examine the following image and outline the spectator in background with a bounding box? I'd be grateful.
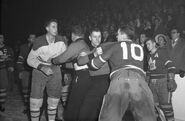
[17,34,36,114]
[27,19,67,121]
[152,17,166,36]
[154,34,167,48]
[137,31,149,72]
[138,32,148,47]
[168,27,185,75]
[142,20,153,37]
[175,5,185,38]
[0,34,14,112]
[168,27,185,121]
[164,13,175,34]
[102,26,114,42]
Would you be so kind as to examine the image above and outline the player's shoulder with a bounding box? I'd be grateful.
[32,35,48,50]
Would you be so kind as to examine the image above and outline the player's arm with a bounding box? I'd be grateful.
[78,43,112,67]
[88,46,113,70]
[52,41,85,65]
[161,49,177,92]
[27,47,44,70]
[162,49,176,74]
[77,49,95,66]
[27,47,54,76]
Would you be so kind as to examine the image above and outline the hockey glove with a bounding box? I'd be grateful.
[167,79,177,92]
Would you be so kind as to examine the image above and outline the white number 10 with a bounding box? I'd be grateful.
[121,42,143,61]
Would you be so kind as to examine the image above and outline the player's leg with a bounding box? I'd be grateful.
[21,71,31,113]
[158,79,174,121]
[0,69,8,112]
[47,66,62,121]
[130,71,156,121]
[30,69,47,121]
[99,71,129,121]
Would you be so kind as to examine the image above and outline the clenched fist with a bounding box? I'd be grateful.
[167,79,177,92]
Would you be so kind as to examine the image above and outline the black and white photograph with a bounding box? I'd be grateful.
[0,0,185,121]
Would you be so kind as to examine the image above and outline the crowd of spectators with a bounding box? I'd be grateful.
[55,0,185,45]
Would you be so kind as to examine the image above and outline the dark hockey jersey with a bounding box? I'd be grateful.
[87,41,145,76]
[147,48,176,74]
[0,45,14,69]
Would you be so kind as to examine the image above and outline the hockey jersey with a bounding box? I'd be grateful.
[87,41,145,77]
[0,45,14,69]
[27,35,67,69]
[147,48,176,74]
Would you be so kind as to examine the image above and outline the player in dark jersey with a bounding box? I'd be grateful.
[0,34,14,112]
[78,26,156,121]
[145,38,176,121]
[50,25,92,121]
[17,34,36,114]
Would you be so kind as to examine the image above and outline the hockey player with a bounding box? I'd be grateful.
[78,26,157,121]
[0,34,14,112]
[145,38,177,121]
[51,25,91,121]
[38,25,91,121]
[17,34,36,114]
[27,19,67,121]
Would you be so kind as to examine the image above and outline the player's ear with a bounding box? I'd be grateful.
[46,26,49,32]
[89,36,91,41]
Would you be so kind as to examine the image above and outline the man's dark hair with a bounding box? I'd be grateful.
[44,19,58,27]
[171,26,181,34]
[71,25,84,37]
[119,25,135,40]
[89,27,101,35]
[145,38,155,44]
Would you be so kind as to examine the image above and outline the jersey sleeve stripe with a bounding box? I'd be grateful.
[91,59,99,69]
[165,60,172,66]
[168,67,176,70]
[99,55,106,63]
[18,56,24,59]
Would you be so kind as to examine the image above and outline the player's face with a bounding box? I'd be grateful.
[46,22,58,36]
[146,40,155,52]
[89,31,101,47]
